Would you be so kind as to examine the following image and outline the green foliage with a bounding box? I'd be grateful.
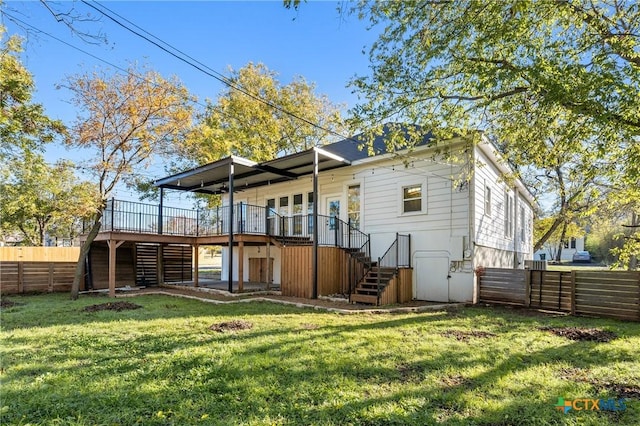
[0,154,99,246]
[0,26,66,159]
[64,64,196,298]
[181,62,346,165]
[1,294,639,425]
[65,65,195,200]
[347,1,640,250]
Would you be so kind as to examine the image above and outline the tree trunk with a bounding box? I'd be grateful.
[630,212,638,270]
[555,221,568,263]
[534,214,564,251]
[70,212,103,300]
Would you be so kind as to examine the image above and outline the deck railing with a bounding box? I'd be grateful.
[376,233,411,304]
[93,199,371,250]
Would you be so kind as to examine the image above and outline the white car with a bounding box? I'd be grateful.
[572,251,591,263]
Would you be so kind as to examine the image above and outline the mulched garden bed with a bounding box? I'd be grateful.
[83,301,143,312]
[209,320,253,332]
[539,326,616,342]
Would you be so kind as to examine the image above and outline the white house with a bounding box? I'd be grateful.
[534,236,586,262]
[153,129,536,304]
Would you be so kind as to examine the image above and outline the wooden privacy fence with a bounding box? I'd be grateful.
[1,262,77,294]
[479,268,640,321]
[0,247,79,262]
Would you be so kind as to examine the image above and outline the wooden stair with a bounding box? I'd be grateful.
[350,266,397,305]
[273,236,313,246]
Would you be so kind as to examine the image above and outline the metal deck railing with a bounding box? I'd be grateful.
[90,198,370,249]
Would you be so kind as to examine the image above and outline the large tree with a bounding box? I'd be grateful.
[341,0,638,258]
[65,65,195,299]
[180,62,345,165]
[0,154,98,246]
[0,26,65,159]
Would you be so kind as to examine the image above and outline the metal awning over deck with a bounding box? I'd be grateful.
[153,147,351,298]
[154,147,350,194]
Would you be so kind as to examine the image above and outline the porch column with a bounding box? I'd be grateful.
[228,162,235,293]
[266,242,271,290]
[238,241,244,292]
[107,240,124,298]
[193,243,199,288]
[312,149,319,299]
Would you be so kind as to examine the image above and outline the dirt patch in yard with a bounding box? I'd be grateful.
[601,383,640,400]
[83,301,143,313]
[539,326,616,342]
[441,330,496,341]
[0,299,23,309]
[559,368,640,400]
[209,320,253,333]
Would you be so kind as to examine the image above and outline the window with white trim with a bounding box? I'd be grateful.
[347,184,361,229]
[403,184,423,213]
[485,186,492,216]
[504,192,513,238]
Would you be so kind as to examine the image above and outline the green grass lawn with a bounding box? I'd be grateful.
[1,294,638,425]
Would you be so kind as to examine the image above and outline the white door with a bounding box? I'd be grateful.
[415,255,450,302]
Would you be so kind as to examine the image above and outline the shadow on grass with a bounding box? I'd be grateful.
[3,293,639,425]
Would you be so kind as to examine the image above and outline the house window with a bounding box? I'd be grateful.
[570,237,576,249]
[504,192,513,238]
[564,240,569,249]
[485,186,492,216]
[266,198,276,235]
[293,193,303,235]
[403,184,422,213]
[347,184,360,229]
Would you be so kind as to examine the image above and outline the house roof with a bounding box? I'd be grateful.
[322,126,433,162]
[155,124,435,195]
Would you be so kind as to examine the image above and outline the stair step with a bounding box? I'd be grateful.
[350,294,378,305]
[355,289,379,296]
[359,282,387,289]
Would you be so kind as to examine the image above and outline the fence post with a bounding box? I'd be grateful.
[570,270,576,315]
[239,202,244,233]
[348,218,352,248]
[196,208,200,236]
[524,269,531,307]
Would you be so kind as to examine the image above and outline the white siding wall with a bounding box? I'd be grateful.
[219,142,533,302]
[472,146,535,268]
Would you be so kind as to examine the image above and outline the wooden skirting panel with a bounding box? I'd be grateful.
[163,245,193,283]
[281,246,346,298]
[89,243,136,290]
[379,268,413,305]
[0,261,77,294]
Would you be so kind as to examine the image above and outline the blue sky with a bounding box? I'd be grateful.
[3,1,378,198]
